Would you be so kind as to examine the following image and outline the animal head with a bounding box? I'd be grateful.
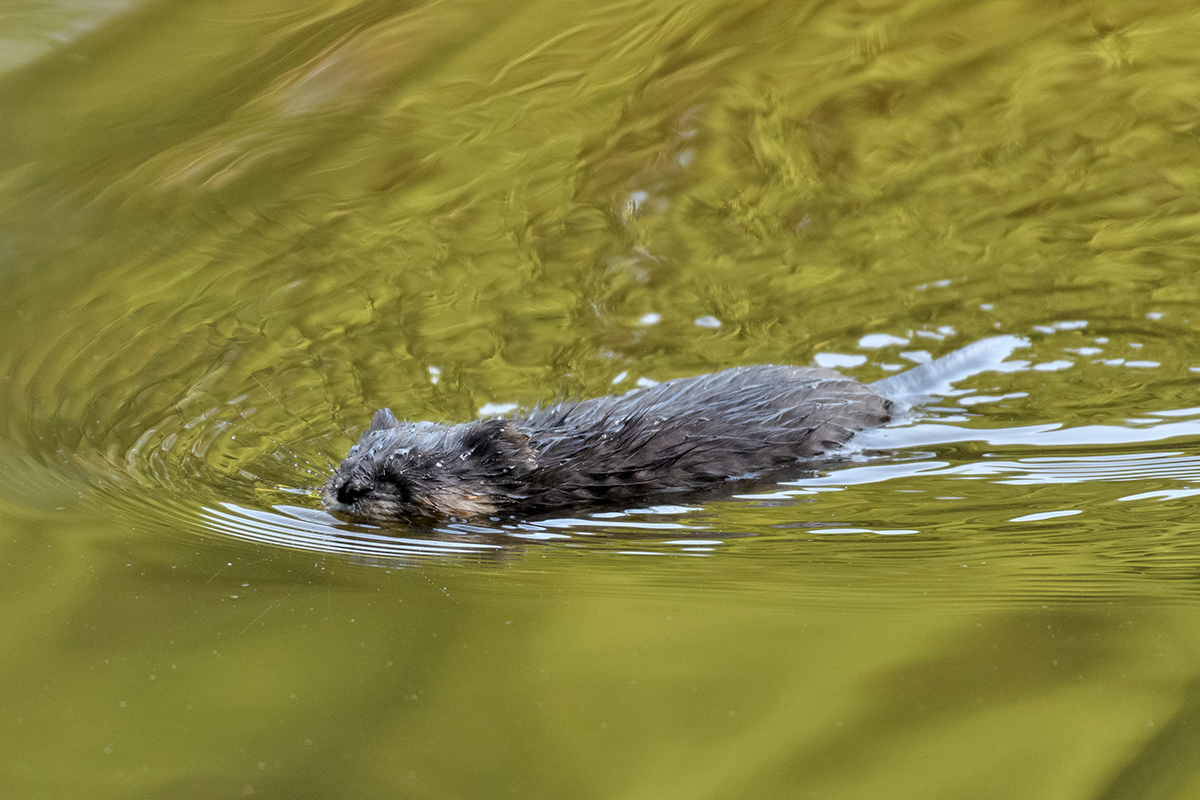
[321,409,536,522]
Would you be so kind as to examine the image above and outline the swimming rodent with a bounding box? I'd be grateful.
[320,364,892,522]
[319,336,1026,523]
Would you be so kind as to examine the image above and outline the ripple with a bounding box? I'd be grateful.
[201,503,505,561]
[856,416,1200,451]
[4,302,1200,564]
[191,501,738,564]
[797,450,1200,489]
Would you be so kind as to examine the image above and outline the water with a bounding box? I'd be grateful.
[4,0,1200,797]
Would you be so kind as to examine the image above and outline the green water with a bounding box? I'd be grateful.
[4,0,1200,797]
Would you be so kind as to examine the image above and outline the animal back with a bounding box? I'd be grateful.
[515,365,891,506]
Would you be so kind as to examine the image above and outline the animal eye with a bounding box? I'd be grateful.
[380,456,414,504]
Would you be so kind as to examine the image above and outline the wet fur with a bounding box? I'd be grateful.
[321,365,892,522]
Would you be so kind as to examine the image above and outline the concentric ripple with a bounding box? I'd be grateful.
[3,290,1199,565]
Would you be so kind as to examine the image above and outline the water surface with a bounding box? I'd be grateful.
[3,1,1200,797]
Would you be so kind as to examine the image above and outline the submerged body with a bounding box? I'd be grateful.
[321,365,892,522]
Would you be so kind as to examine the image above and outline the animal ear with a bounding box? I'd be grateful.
[367,408,400,433]
[462,420,535,467]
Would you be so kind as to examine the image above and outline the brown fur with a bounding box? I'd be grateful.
[321,365,892,522]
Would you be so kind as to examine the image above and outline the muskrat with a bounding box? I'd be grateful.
[320,365,893,522]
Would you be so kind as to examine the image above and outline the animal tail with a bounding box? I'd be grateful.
[868,335,1029,402]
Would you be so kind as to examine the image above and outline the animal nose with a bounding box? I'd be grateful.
[336,476,370,505]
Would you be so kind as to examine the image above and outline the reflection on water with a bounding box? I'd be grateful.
[63,324,1200,573]
[4,0,1200,797]
[201,501,727,561]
